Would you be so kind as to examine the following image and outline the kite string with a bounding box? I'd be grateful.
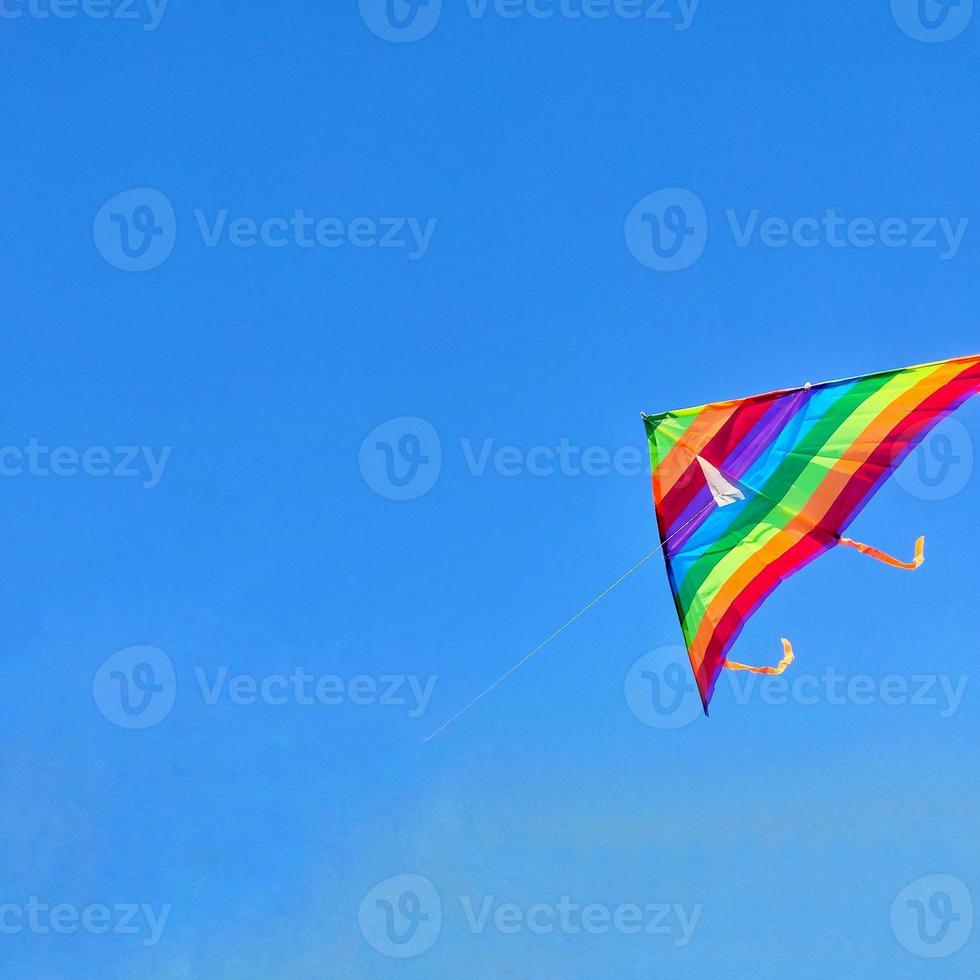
[424,501,714,742]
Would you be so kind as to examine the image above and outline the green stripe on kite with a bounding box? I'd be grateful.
[644,354,980,714]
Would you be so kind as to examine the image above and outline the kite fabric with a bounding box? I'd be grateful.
[643,353,980,714]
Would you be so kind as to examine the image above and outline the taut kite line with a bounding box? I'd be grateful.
[644,353,980,715]
[426,354,979,739]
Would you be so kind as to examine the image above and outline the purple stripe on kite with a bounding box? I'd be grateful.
[665,484,715,557]
[665,387,817,555]
[698,371,980,709]
[723,386,815,481]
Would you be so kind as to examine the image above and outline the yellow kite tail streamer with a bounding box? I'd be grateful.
[723,638,795,675]
[838,535,925,570]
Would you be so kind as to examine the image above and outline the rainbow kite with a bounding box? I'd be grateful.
[644,354,980,714]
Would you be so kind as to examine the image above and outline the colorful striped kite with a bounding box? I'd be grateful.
[644,354,980,714]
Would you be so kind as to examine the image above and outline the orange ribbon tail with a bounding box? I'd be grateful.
[838,534,925,570]
[724,638,795,675]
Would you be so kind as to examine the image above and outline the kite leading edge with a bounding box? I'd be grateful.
[644,354,980,715]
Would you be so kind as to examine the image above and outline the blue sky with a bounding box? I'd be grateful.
[2,1,979,976]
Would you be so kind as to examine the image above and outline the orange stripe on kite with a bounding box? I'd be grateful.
[682,358,960,675]
[654,404,739,498]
